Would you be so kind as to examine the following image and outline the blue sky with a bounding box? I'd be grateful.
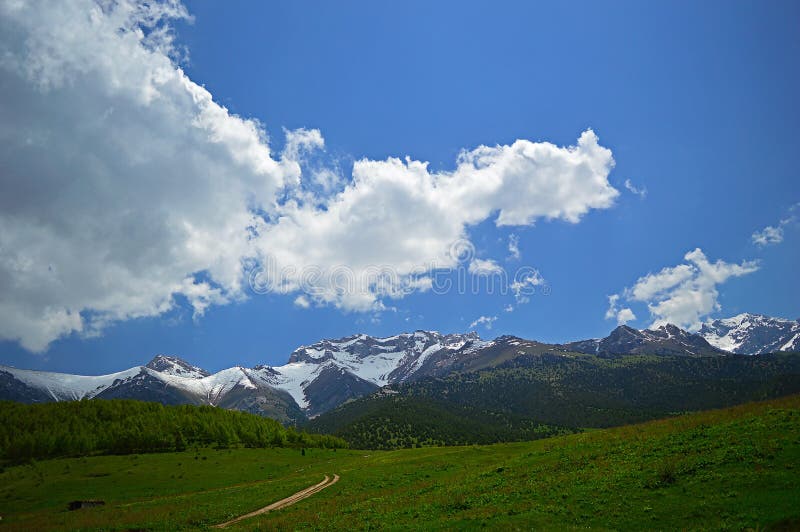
[0,0,797,374]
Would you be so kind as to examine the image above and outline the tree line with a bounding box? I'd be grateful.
[0,399,346,463]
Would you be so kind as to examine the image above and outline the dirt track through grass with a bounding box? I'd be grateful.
[212,474,340,528]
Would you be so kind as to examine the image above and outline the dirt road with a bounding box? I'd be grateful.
[212,474,340,528]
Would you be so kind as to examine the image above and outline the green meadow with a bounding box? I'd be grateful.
[2,394,799,530]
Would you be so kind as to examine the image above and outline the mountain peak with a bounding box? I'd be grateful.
[700,314,800,354]
[565,323,722,357]
[610,324,641,335]
[286,330,480,365]
[645,323,692,338]
[145,355,209,379]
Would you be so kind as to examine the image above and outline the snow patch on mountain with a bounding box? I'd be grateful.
[146,355,209,379]
[253,361,322,410]
[260,331,486,408]
[782,333,800,351]
[0,365,142,401]
[699,313,800,354]
[152,366,259,405]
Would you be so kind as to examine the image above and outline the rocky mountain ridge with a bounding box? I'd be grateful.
[2,315,797,422]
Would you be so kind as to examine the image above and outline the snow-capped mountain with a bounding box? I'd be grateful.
[256,331,491,415]
[0,357,304,423]
[145,355,209,379]
[3,318,797,422]
[699,313,800,354]
[0,365,144,402]
[0,332,491,420]
[563,324,724,357]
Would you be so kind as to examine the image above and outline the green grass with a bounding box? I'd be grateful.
[2,395,799,530]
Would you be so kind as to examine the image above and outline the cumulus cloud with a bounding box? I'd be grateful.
[282,127,324,162]
[604,294,636,325]
[253,127,617,312]
[0,0,301,351]
[624,179,647,198]
[0,0,619,352]
[280,127,324,185]
[616,307,637,325]
[608,249,758,331]
[248,128,612,313]
[468,315,497,330]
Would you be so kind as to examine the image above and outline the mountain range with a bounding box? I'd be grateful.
[1,313,798,424]
[700,313,800,354]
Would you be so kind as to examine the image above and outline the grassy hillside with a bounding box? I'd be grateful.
[1,394,798,530]
[0,400,346,463]
[307,352,800,447]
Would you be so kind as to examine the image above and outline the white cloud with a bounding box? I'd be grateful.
[608,248,759,331]
[507,234,520,260]
[280,127,325,186]
[624,178,647,198]
[0,0,302,352]
[616,307,637,324]
[310,167,345,194]
[604,294,636,325]
[0,0,620,353]
[510,269,546,304]
[751,225,783,246]
[504,304,514,313]
[282,127,324,162]
[468,315,497,330]
[293,295,311,309]
[468,258,504,276]
[251,130,613,311]
[629,264,695,302]
[751,207,797,247]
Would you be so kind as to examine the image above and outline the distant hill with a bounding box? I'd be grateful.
[306,351,800,448]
